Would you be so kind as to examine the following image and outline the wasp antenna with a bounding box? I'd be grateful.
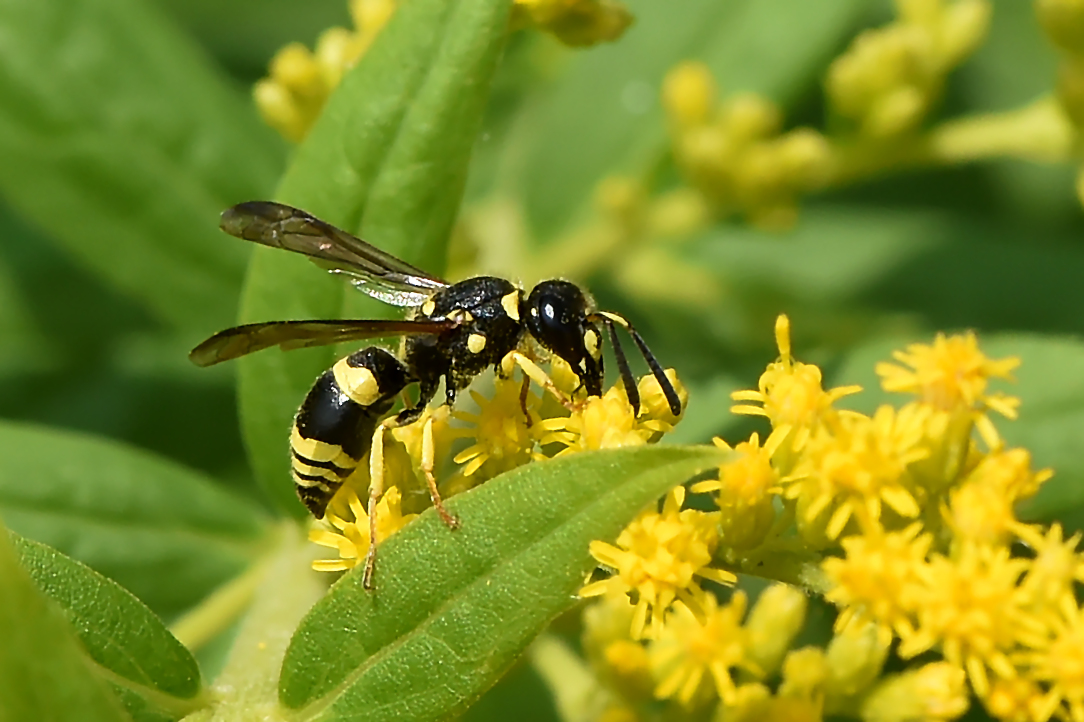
[596,312,682,417]
[593,314,640,413]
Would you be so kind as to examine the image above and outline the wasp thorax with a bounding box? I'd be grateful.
[524,280,604,396]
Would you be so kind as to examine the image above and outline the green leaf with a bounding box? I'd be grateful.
[0,519,129,722]
[11,533,207,722]
[0,0,282,335]
[0,421,271,618]
[521,0,871,239]
[280,445,723,721]
[238,0,513,514]
[831,334,1084,528]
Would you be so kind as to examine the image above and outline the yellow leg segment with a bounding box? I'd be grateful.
[502,351,578,411]
[362,414,460,591]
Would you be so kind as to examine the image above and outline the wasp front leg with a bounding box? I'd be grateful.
[290,347,411,518]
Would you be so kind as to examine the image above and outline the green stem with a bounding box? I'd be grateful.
[170,553,271,653]
[828,95,1077,186]
[182,523,327,722]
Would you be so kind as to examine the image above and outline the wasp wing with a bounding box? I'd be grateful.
[220,201,448,307]
[189,319,457,367]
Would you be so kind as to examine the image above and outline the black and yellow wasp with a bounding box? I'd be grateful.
[191,201,682,587]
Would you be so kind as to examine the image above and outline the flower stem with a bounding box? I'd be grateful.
[181,522,326,722]
[828,96,1076,186]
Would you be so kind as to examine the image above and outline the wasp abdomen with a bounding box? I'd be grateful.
[290,347,411,517]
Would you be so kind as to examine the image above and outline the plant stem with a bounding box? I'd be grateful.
[828,95,1077,186]
[170,553,271,653]
[182,522,326,722]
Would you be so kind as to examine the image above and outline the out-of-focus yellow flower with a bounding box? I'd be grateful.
[822,523,931,646]
[824,620,891,707]
[744,584,809,679]
[827,0,990,137]
[580,486,735,640]
[902,541,1038,698]
[512,0,633,46]
[876,331,1020,449]
[309,485,416,572]
[1036,0,1084,55]
[649,591,762,706]
[1016,524,1084,615]
[581,594,656,704]
[691,430,784,550]
[255,0,397,142]
[859,662,970,722]
[784,404,929,542]
[732,315,862,462]
[1017,588,1084,722]
[662,65,832,228]
[982,676,1050,722]
[777,647,829,700]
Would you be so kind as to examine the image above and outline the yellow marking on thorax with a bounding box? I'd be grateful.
[467,333,487,353]
[332,359,382,407]
[501,291,521,321]
[421,299,436,317]
[584,328,601,359]
[291,426,357,466]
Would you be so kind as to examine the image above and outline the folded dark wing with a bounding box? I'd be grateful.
[189,319,457,367]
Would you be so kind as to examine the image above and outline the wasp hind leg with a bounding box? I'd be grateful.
[362,412,460,591]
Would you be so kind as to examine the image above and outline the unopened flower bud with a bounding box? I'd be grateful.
[860,662,969,722]
[663,61,717,127]
[744,584,808,677]
[825,620,890,703]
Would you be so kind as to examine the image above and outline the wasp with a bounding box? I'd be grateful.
[191,201,682,588]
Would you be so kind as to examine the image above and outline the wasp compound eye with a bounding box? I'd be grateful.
[525,280,604,397]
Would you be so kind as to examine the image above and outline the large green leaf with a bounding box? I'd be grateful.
[831,334,1084,529]
[280,445,724,721]
[0,0,282,335]
[238,0,513,514]
[0,421,271,618]
[521,0,872,239]
[12,533,206,722]
[0,520,129,722]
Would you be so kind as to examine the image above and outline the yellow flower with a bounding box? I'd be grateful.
[777,647,829,700]
[255,0,397,142]
[662,61,716,128]
[822,523,931,645]
[511,0,633,46]
[876,331,1020,449]
[983,676,1050,722]
[580,486,736,640]
[965,448,1053,503]
[537,382,670,456]
[1017,524,1084,615]
[732,315,861,457]
[859,662,970,722]
[902,541,1036,698]
[452,376,540,481]
[309,485,416,572]
[691,430,784,550]
[649,591,763,706]
[942,477,1017,547]
[784,404,929,542]
[1016,600,1084,722]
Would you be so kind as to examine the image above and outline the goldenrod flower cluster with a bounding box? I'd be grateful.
[577,315,1073,722]
[661,61,832,229]
[255,0,397,143]
[256,0,632,142]
[307,357,687,573]
[827,0,991,138]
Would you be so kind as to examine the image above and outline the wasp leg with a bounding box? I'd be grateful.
[502,350,578,412]
[420,415,460,530]
[362,413,460,591]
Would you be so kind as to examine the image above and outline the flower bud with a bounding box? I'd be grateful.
[859,662,969,722]
[1037,0,1084,54]
[744,584,808,677]
[824,620,890,703]
[663,61,717,127]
